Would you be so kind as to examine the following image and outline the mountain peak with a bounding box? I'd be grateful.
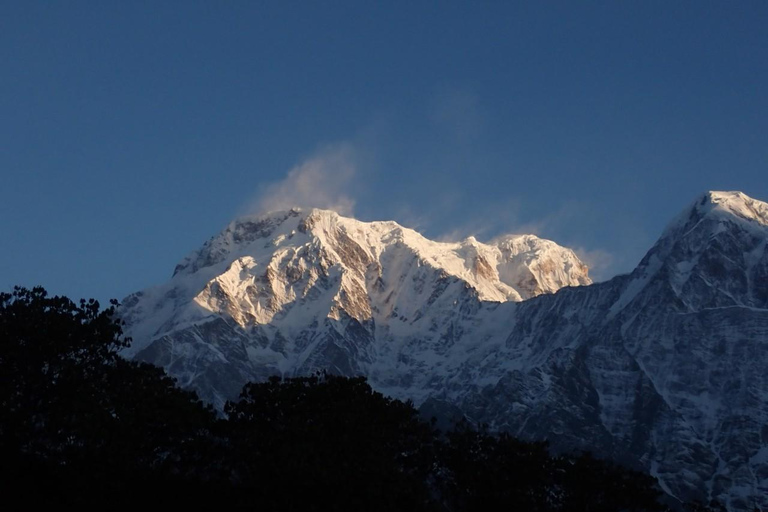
[123,207,592,356]
[694,190,768,225]
[659,190,768,244]
[615,190,768,318]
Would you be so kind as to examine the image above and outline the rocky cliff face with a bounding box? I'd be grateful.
[121,191,768,510]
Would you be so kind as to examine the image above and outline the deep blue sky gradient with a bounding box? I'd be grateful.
[2,1,767,304]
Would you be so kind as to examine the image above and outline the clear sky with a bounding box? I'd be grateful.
[2,1,767,304]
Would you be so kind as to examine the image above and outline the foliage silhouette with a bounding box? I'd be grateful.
[0,286,219,506]
[438,421,667,511]
[223,373,439,511]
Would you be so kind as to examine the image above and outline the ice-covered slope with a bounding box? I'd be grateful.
[121,191,768,510]
[120,208,590,404]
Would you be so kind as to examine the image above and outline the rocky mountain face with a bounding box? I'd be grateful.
[121,191,768,510]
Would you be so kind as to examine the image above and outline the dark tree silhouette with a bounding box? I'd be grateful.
[224,374,439,511]
[438,422,556,511]
[437,420,667,512]
[553,451,667,512]
[0,286,219,505]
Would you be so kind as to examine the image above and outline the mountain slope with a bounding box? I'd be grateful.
[121,191,768,510]
[456,191,768,509]
[120,208,590,405]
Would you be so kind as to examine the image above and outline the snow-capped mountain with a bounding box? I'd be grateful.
[121,191,768,510]
[119,208,590,405]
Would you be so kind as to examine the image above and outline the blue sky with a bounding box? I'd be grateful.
[2,1,767,304]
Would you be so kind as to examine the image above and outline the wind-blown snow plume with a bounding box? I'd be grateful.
[572,247,614,282]
[250,144,357,215]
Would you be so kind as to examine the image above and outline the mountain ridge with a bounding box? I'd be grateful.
[121,191,768,510]
[122,206,591,358]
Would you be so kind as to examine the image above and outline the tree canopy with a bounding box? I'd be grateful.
[224,374,438,511]
[0,286,218,505]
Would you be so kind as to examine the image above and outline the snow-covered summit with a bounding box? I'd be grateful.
[172,207,591,296]
[703,190,768,224]
[608,191,768,320]
[121,207,591,357]
[172,208,306,277]
[662,191,768,240]
[492,234,590,299]
[167,206,591,303]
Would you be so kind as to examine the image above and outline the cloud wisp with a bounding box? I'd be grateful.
[248,143,358,216]
[237,95,626,283]
[572,247,616,283]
